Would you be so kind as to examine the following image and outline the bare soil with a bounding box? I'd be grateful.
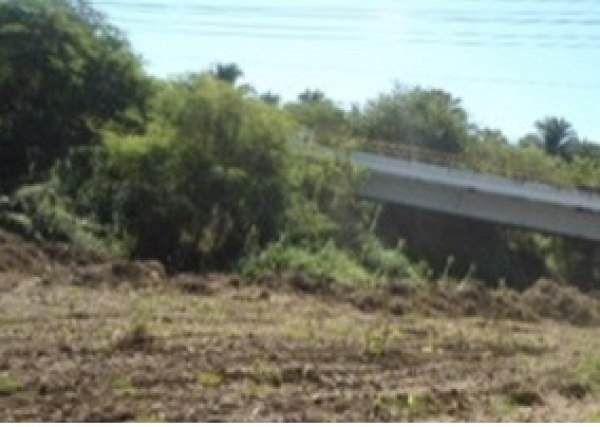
[1,229,600,422]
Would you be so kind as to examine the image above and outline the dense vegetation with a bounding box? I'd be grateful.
[2,0,600,288]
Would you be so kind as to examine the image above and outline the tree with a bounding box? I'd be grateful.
[0,0,151,192]
[211,63,244,85]
[355,84,471,153]
[60,75,295,271]
[534,117,578,158]
[298,89,326,103]
[286,90,349,143]
[259,92,281,106]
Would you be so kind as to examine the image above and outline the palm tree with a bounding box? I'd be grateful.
[212,63,243,85]
[534,117,578,158]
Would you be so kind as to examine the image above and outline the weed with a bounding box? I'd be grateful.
[491,396,520,418]
[197,371,224,388]
[575,355,600,393]
[112,376,138,396]
[0,374,21,396]
[439,255,455,285]
[584,410,600,422]
[372,392,424,418]
[364,323,395,357]
[251,360,282,386]
[138,413,165,423]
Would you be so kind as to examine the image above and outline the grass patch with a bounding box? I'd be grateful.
[250,360,283,386]
[583,410,600,422]
[363,323,402,358]
[111,376,138,396]
[372,392,424,419]
[0,374,21,396]
[137,413,165,423]
[491,396,520,418]
[197,371,224,388]
[574,355,600,393]
[243,240,376,286]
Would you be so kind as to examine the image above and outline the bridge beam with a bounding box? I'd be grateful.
[353,151,600,241]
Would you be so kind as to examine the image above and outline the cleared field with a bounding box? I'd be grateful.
[1,231,600,422]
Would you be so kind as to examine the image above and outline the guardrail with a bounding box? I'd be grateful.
[304,133,600,195]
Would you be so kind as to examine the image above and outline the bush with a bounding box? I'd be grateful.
[0,182,125,256]
[56,75,294,271]
[242,239,377,287]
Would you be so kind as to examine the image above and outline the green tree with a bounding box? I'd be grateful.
[534,117,578,158]
[0,0,151,192]
[59,75,294,271]
[286,90,349,144]
[259,92,281,106]
[355,84,470,153]
[298,89,326,103]
[211,62,244,85]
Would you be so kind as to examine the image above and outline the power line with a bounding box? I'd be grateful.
[103,22,600,50]
[84,0,600,90]
[91,1,600,47]
[92,1,600,22]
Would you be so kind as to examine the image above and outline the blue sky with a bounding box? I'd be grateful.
[93,0,600,142]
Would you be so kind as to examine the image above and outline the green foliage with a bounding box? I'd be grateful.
[364,323,393,357]
[286,92,350,143]
[210,62,244,85]
[0,374,21,396]
[58,75,294,271]
[242,239,376,286]
[283,141,370,246]
[197,371,225,388]
[0,0,152,191]
[0,182,125,255]
[575,355,600,393]
[535,116,578,158]
[3,0,595,289]
[354,84,470,153]
[241,138,416,286]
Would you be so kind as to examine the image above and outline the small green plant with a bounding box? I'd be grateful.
[138,413,165,423]
[197,371,224,388]
[491,396,520,418]
[0,374,21,396]
[372,392,423,418]
[364,324,392,358]
[112,376,138,396]
[251,360,282,386]
[407,260,434,286]
[243,239,376,286]
[575,355,600,393]
[584,410,600,422]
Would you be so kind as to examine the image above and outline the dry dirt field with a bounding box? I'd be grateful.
[1,230,600,422]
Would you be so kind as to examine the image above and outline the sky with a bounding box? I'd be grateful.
[92,0,600,142]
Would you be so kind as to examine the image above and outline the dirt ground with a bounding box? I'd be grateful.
[1,230,600,422]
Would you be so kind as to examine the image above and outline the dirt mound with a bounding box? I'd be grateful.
[0,229,51,274]
[171,273,242,295]
[72,260,167,288]
[521,278,600,326]
[2,227,599,327]
[249,273,597,326]
[42,242,107,267]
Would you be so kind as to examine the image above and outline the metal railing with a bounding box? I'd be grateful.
[307,133,600,195]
